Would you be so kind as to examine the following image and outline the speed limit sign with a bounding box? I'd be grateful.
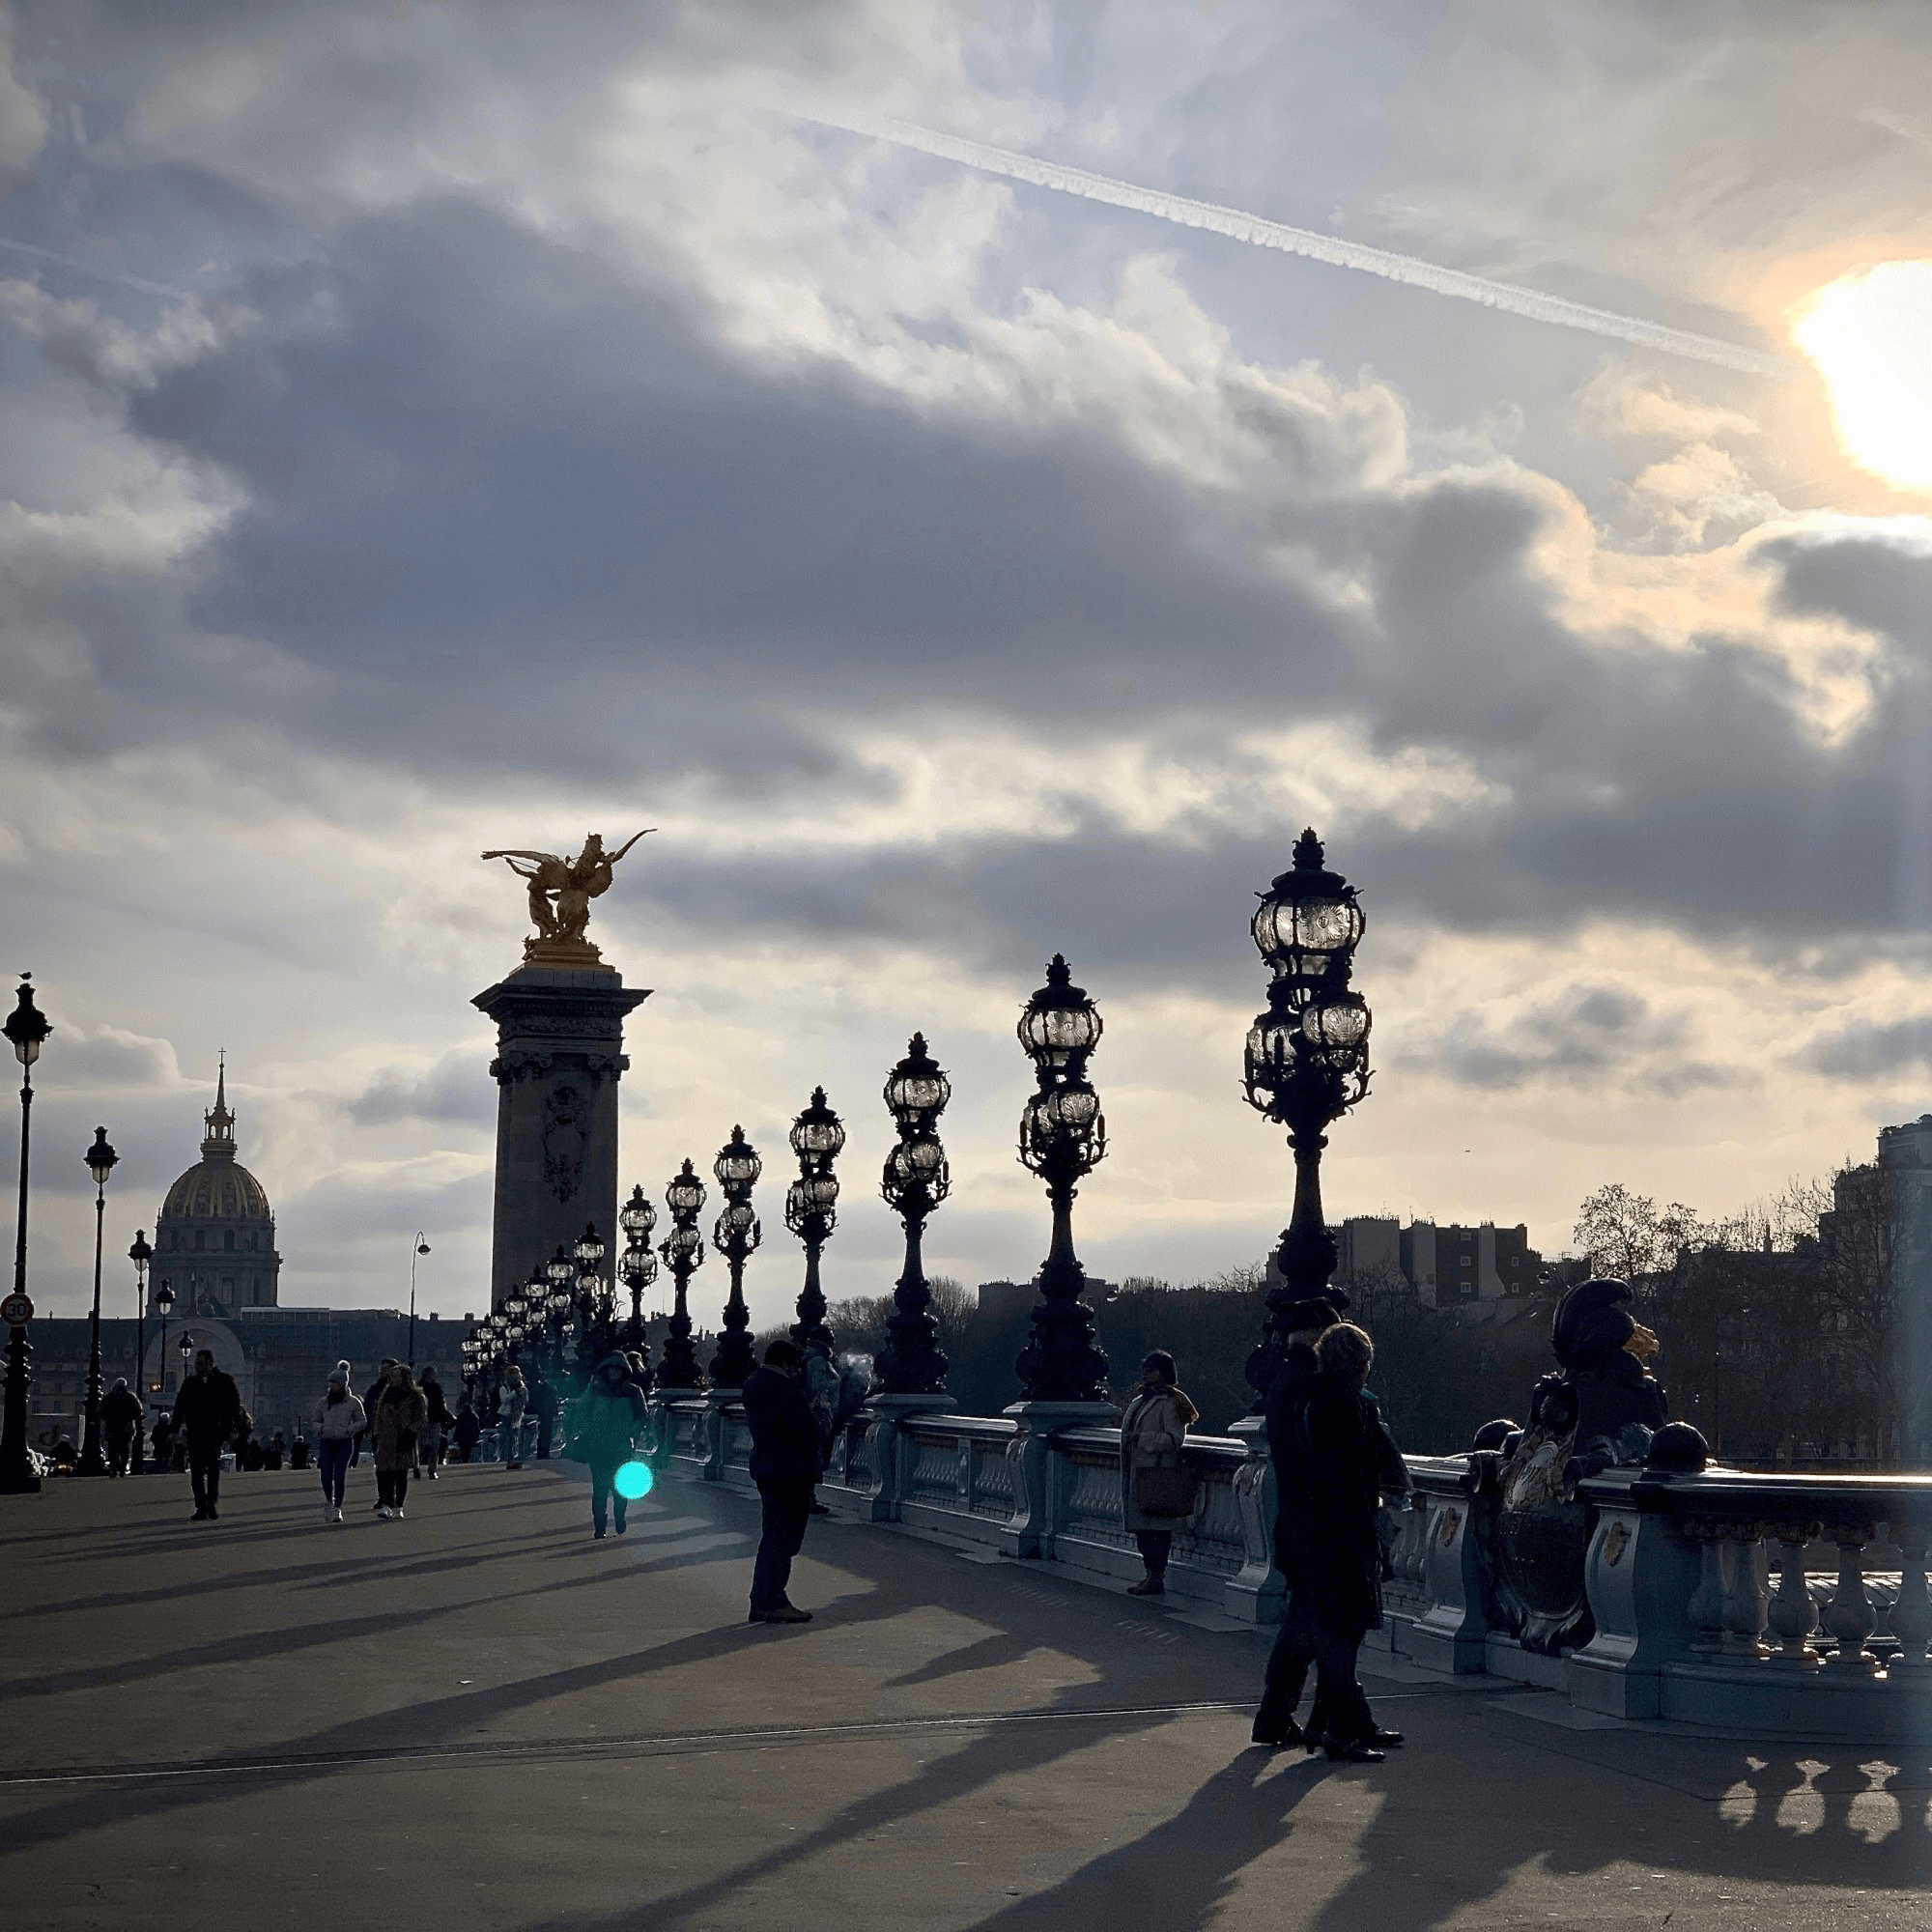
[0,1292,32,1327]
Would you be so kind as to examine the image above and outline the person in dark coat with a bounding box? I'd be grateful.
[264,1430,285,1471]
[1259,1322,1409,1762]
[452,1397,482,1463]
[529,1369,560,1461]
[171,1349,243,1521]
[575,1351,647,1539]
[740,1338,820,1624]
[418,1367,456,1479]
[1254,1297,1339,1747]
[101,1378,144,1476]
[150,1413,174,1473]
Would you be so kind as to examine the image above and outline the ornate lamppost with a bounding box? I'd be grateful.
[573,1222,612,1374]
[1013,955,1111,1405]
[76,1126,120,1476]
[1240,827,1372,1406]
[875,1034,952,1396]
[786,1088,844,1355]
[708,1128,761,1390]
[1,974,52,1495]
[655,1161,706,1390]
[618,1184,658,1353]
[128,1230,153,1470]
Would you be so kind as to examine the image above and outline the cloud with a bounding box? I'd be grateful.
[1804,1013,1932,1082]
[343,1049,495,1129]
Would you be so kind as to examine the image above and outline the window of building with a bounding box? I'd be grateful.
[223,1231,235,1253]
[193,1231,205,1252]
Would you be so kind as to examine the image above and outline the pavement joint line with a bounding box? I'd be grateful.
[0,1695,1428,1788]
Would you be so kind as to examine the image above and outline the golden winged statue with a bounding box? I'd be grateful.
[482,830,653,962]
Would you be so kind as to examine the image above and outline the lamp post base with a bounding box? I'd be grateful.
[1,1325,41,1494]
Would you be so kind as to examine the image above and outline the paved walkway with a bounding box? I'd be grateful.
[2,1463,1927,1930]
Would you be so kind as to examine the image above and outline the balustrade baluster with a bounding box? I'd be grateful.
[1889,1541,1930,1671]
[1822,1530,1880,1673]
[1765,1532,1822,1667]
[1688,1529,1727,1651]
[1719,1534,1770,1658]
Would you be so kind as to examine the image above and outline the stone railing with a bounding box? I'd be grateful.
[644,1396,1932,1737]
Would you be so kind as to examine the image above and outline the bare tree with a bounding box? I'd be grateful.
[1571,1183,1704,1284]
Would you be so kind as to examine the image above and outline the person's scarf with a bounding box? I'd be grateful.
[1169,1387,1200,1429]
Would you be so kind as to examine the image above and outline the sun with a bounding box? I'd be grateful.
[1793,261,1932,495]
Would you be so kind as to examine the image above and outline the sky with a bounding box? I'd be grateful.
[3,0,1932,1333]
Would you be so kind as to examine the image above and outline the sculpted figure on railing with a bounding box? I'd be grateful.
[1465,1277,1672,1655]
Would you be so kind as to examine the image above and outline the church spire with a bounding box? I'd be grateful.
[201,1051,236,1159]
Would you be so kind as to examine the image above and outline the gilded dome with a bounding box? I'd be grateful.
[162,1160,272,1221]
[159,1062,274,1222]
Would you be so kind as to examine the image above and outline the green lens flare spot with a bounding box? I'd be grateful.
[613,1461,653,1500]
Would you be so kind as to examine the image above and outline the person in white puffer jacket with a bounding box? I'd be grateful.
[313,1364,366,1522]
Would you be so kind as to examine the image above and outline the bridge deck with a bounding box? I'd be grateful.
[2,1464,1925,1929]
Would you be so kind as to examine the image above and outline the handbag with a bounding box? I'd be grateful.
[1135,1464,1200,1520]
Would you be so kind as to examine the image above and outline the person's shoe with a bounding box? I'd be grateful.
[390,1507,405,1520]
[208,1508,219,1520]
[188,1510,207,1521]
[330,1506,343,1522]
[614,1517,628,1535]
[762,1605,812,1624]
[1367,1728,1406,1748]
[594,1526,607,1540]
[506,1461,523,1471]
[1126,1577,1165,1597]
[1324,1737,1387,1764]
[375,1504,394,1520]
[1251,1717,1305,1749]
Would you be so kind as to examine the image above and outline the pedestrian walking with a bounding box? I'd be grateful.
[265,1429,285,1471]
[1255,1321,1409,1762]
[452,1396,481,1463]
[368,1361,429,1519]
[418,1367,455,1480]
[574,1352,647,1539]
[529,1367,559,1460]
[355,1360,391,1478]
[170,1349,243,1521]
[802,1345,839,1515]
[497,1365,528,1469]
[741,1338,819,1625]
[313,1366,365,1521]
[1119,1350,1200,1597]
[101,1378,144,1476]
[149,1413,173,1473]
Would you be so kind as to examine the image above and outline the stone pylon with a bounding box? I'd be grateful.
[473,964,649,1311]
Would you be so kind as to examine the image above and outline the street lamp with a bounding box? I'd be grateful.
[76,1126,120,1476]
[155,1279,175,1402]
[618,1183,658,1355]
[407,1233,431,1366]
[1,974,53,1495]
[1013,955,1111,1404]
[708,1127,762,1390]
[656,1160,707,1390]
[128,1230,153,1472]
[786,1087,845,1356]
[1240,827,1372,1406]
[875,1034,952,1396]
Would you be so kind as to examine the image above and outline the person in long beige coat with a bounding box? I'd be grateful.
[368,1363,429,1520]
[1119,1350,1200,1597]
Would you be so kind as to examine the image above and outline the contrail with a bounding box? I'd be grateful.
[802,110,1792,381]
[0,236,192,302]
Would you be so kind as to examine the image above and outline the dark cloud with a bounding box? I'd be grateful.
[342,1049,495,1129]
[1803,1013,1932,1082]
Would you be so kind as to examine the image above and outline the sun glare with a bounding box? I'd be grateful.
[1793,261,1932,494]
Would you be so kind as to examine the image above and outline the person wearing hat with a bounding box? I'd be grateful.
[101,1377,145,1477]
[312,1363,366,1523]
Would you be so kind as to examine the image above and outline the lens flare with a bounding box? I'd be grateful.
[1793,261,1932,493]
[613,1460,653,1500]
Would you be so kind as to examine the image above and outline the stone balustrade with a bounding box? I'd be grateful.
[645,1395,1932,1737]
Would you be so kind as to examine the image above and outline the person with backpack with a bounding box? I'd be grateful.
[313,1365,366,1522]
